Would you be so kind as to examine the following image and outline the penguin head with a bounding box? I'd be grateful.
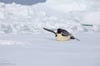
[57,28,63,33]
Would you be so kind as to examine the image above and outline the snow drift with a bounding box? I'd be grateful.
[0,1,100,34]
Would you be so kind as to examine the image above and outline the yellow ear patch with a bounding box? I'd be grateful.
[56,34,71,41]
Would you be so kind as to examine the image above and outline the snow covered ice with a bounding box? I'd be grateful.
[0,33,100,66]
[0,0,100,66]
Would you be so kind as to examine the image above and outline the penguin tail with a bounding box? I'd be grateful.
[75,38,80,41]
[71,36,80,41]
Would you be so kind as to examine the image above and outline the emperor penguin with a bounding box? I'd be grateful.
[43,28,80,41]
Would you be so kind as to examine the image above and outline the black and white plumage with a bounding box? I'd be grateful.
[43,28,80,41]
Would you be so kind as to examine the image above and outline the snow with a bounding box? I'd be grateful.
[0,0,100,66]
[0,33,100,66]
[82,11,100,25]
[0,1,100,33]
[45,0,86,12]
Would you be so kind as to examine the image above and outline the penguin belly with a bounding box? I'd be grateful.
[56,34,71,41]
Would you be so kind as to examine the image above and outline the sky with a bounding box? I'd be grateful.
[0,0,46,5]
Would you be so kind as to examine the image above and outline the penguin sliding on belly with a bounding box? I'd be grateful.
[43,28,80,41]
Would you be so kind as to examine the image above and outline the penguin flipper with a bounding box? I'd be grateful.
[62,31,70,36]
[43,28,57,36]
[60,29,71,36]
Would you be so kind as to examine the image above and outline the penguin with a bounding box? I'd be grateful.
[43,28,80,41]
